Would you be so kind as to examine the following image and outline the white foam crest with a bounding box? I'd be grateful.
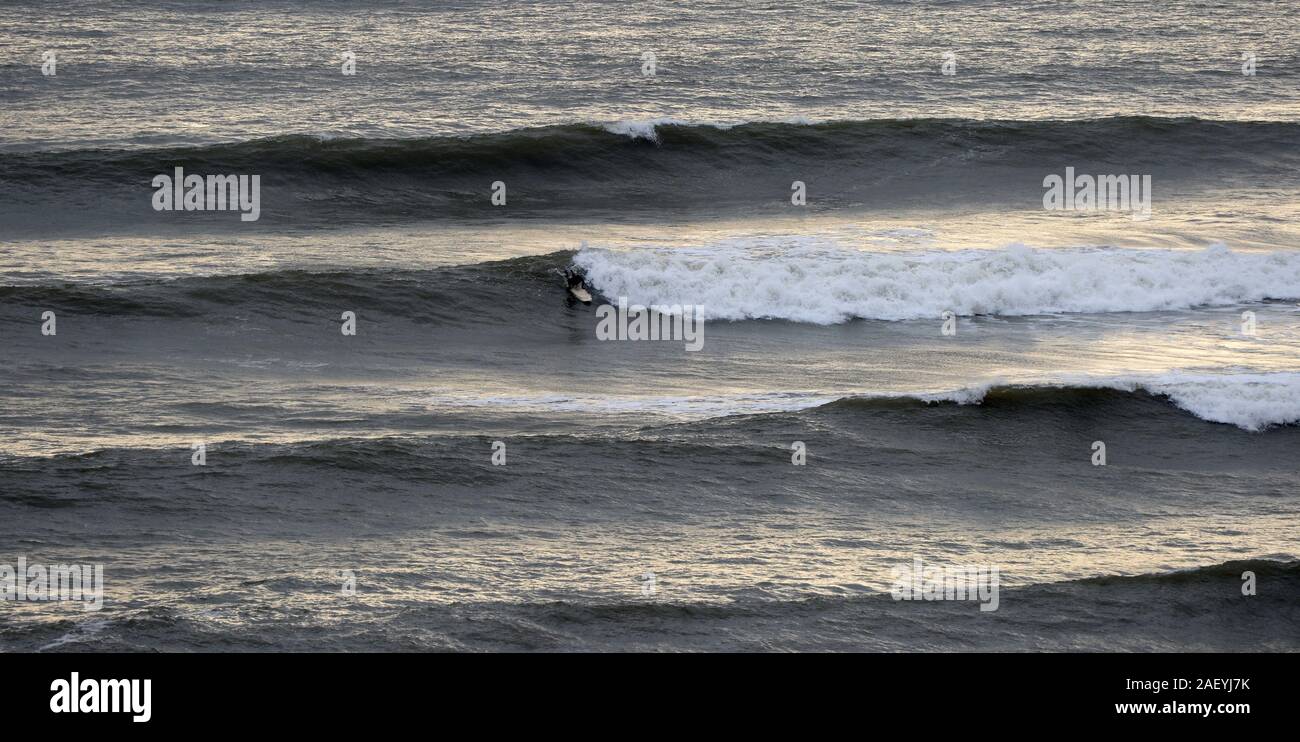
[1079,371,1300,431]
[913,372,1300,431]
[600,116,826,141]
[601,118,689,142]
[574,244,1300,324]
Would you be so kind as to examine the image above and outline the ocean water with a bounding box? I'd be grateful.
[1,0,1298,652]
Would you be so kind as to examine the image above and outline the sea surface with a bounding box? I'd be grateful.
[1,0,1298,651]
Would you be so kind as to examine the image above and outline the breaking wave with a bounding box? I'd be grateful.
[575,243,1300,323]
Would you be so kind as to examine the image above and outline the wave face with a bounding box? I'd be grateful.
[4,117,1300,231]
[7,559,1296,652]
[11,116,1300,177]
[412,376,1300,432]
[576,244,1300,323]
[0,253,569,324]
[810,374,1300,432]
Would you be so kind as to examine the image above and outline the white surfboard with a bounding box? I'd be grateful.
[569,285,592,303]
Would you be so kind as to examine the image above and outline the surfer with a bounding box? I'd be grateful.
[564,268,592,303]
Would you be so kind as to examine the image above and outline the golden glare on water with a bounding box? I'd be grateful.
[1,0,1297,655]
